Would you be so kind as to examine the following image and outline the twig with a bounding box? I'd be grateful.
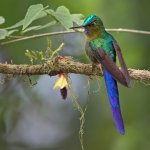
[0,57,149,82]
[107,28,150,35]
[1,31,75,45]
[1,28,150,45]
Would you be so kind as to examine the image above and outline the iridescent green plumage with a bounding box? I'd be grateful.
[71,14,130,134]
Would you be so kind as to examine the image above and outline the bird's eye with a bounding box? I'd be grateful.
[88,22,96,27]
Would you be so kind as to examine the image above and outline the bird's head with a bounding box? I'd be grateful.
[71,14,105,39]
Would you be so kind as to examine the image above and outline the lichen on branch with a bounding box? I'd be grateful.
[0,56,150,83]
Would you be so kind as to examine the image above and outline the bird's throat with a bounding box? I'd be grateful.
[84,29,104,40]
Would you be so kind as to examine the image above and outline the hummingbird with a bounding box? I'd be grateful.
[70,14,131,135]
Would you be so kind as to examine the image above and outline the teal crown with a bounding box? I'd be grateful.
[82,14,104,27]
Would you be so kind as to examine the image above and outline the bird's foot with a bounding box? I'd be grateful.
[92,63,98,73]
[92,63,103,76]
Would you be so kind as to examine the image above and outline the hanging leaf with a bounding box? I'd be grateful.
[47,6,73,29]
[0,29,8,40]
[0,16,5,25]
[22,4,45,30]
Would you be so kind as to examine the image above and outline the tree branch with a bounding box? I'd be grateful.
[0,57,150,82]
[1,28,150,45]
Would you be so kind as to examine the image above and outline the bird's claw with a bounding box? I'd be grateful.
[92,63,103,74]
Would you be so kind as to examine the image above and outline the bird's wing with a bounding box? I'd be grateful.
[112,42,131,87]
[94,46,129,87]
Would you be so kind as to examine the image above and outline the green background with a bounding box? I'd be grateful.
[0,0,150,150]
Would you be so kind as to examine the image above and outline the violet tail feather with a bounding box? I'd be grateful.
[104,69,125,135]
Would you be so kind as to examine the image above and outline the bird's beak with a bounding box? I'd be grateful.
[70,25,84,29]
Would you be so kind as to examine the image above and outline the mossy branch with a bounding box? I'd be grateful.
[0,56,150,82]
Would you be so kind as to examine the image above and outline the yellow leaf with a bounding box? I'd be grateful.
[54,74,68,89]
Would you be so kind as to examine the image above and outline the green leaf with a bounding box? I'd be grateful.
[34,10,47,20]
[0,29,8,40]
[6,11,47,30]
[22,25,42,33]
[5,20,23,30]
[46,9,54,15]
[71,14,84,25]
[0,16,5,25]
[47,6,73,29]
[34,21,56,30]
[22,21,56,33]
[22,4,45,30]
[7,29,19,36]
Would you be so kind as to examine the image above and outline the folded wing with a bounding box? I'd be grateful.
[94,47,130,87]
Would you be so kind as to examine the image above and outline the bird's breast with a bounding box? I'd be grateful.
[85,41,99,63]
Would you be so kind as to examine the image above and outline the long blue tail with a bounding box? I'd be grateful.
[103,69,125,135]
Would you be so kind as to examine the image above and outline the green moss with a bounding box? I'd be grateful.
[25,39,64,64]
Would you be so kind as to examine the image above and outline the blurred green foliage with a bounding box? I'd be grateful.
[0,0,150,150]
